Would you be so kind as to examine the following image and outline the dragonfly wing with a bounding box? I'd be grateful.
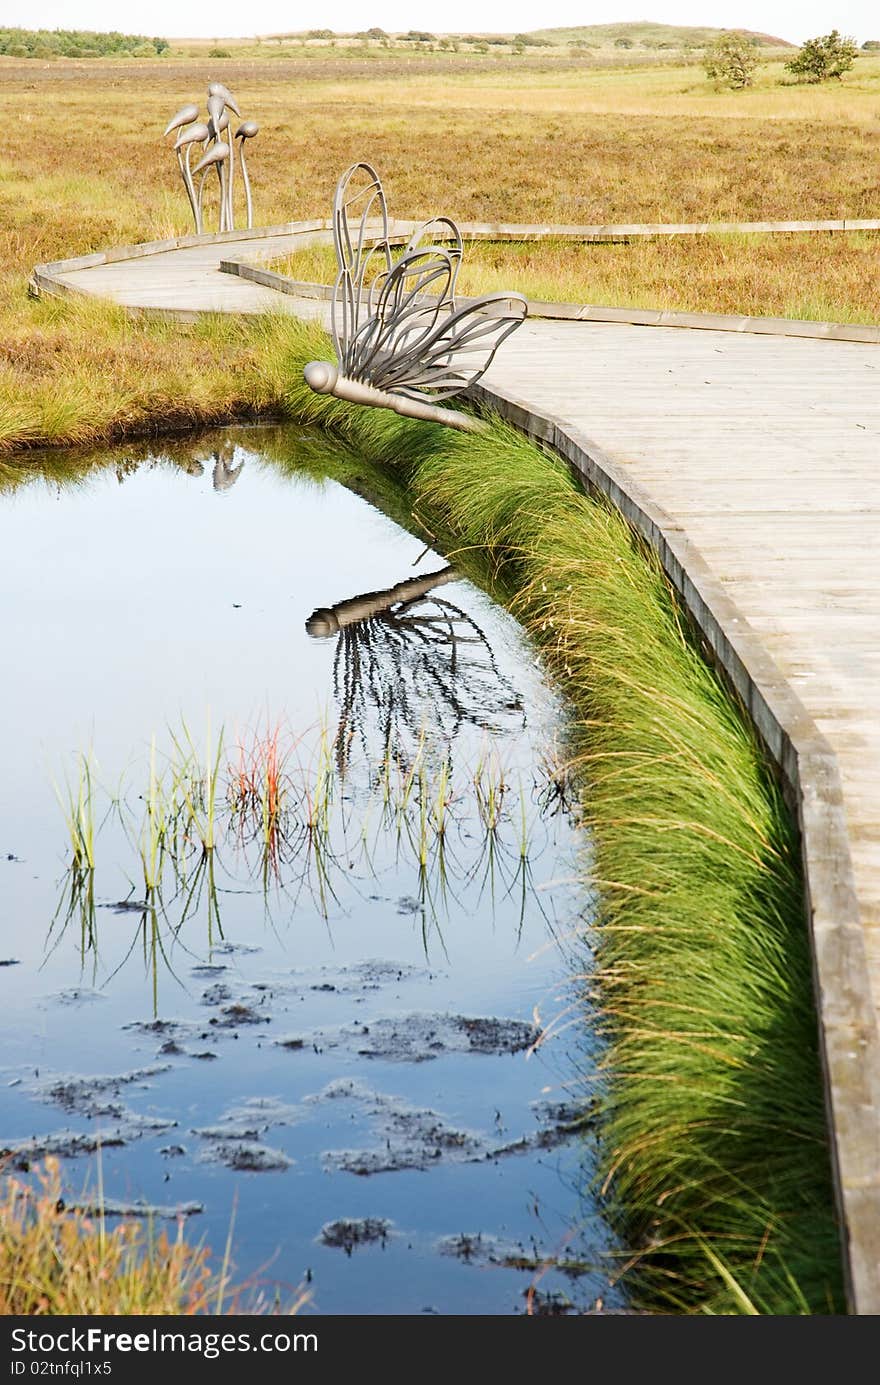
[370,292,528,400]
[346,249,456,383]
[404,216,463,303]
[331,162,392,367]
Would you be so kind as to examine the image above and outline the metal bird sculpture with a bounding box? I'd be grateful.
[164,83,259,233]
[192,141,230,231]
[163,102,199,138]
[303,163,527,433]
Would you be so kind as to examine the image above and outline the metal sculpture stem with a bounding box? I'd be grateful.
[197,170,208,231]
[239,143,253,229]
[176,148,199,234]
[303,362,485,433]
[218,158,228,233]
[226,135,235,233]
[183,145,202,234]
[306,567,458,637]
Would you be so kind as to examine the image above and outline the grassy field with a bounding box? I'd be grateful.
[1,45,879,452]
[276,228,880,324]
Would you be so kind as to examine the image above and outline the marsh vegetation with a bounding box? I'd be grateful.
[3,49,880,451]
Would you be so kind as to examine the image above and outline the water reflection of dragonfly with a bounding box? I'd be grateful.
[183,439,245,491]
[305,565,525,765]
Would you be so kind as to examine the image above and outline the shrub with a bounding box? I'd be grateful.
[0,27,167,58]
[704,32,760,89]
[785,30,858,82]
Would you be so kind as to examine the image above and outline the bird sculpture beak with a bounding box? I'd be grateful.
[208,82,240,115]
[174,121,211,149]
[163,102,199,136]
[191,142,230,176]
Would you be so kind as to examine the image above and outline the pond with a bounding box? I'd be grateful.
[0,425,624,1316]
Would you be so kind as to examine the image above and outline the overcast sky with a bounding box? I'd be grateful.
[2,2,876,46]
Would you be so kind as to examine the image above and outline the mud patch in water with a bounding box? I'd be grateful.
[1,1117,174,1169]
[192,1096,302,1142]
[277,1012,537,1063]
[66,1197,204,1218]
[0,1064,178,1168]
[311,1078,580,1177]
[42,1066,173,1116]
[320,1217,394,1254]
[192,1096,302,1171]
[198,1141,293,1172]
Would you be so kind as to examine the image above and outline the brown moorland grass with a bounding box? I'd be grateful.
[0,1157,307,1314]
[275,229,880,324]
[2,52,880,452]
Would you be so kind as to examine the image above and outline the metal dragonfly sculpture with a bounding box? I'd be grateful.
[164,82,259,235]
[303,163,527,432]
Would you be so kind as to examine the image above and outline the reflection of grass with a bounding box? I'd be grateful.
[46,866,97,983]
[268,316,843,1314]
[52,716,545,975]
[55,749,96,872]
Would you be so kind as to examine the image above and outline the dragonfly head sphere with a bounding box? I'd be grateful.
[304,361,338,394]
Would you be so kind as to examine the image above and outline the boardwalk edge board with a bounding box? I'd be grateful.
[222,253,880,344]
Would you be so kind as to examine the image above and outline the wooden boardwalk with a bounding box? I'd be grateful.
[31,229,880,1312]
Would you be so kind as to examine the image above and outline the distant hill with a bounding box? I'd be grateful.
[528,21,795,48]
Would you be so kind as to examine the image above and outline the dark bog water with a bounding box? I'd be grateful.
[0,426,622,1315]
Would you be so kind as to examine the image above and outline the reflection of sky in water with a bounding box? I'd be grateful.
[0,429,622,1316]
